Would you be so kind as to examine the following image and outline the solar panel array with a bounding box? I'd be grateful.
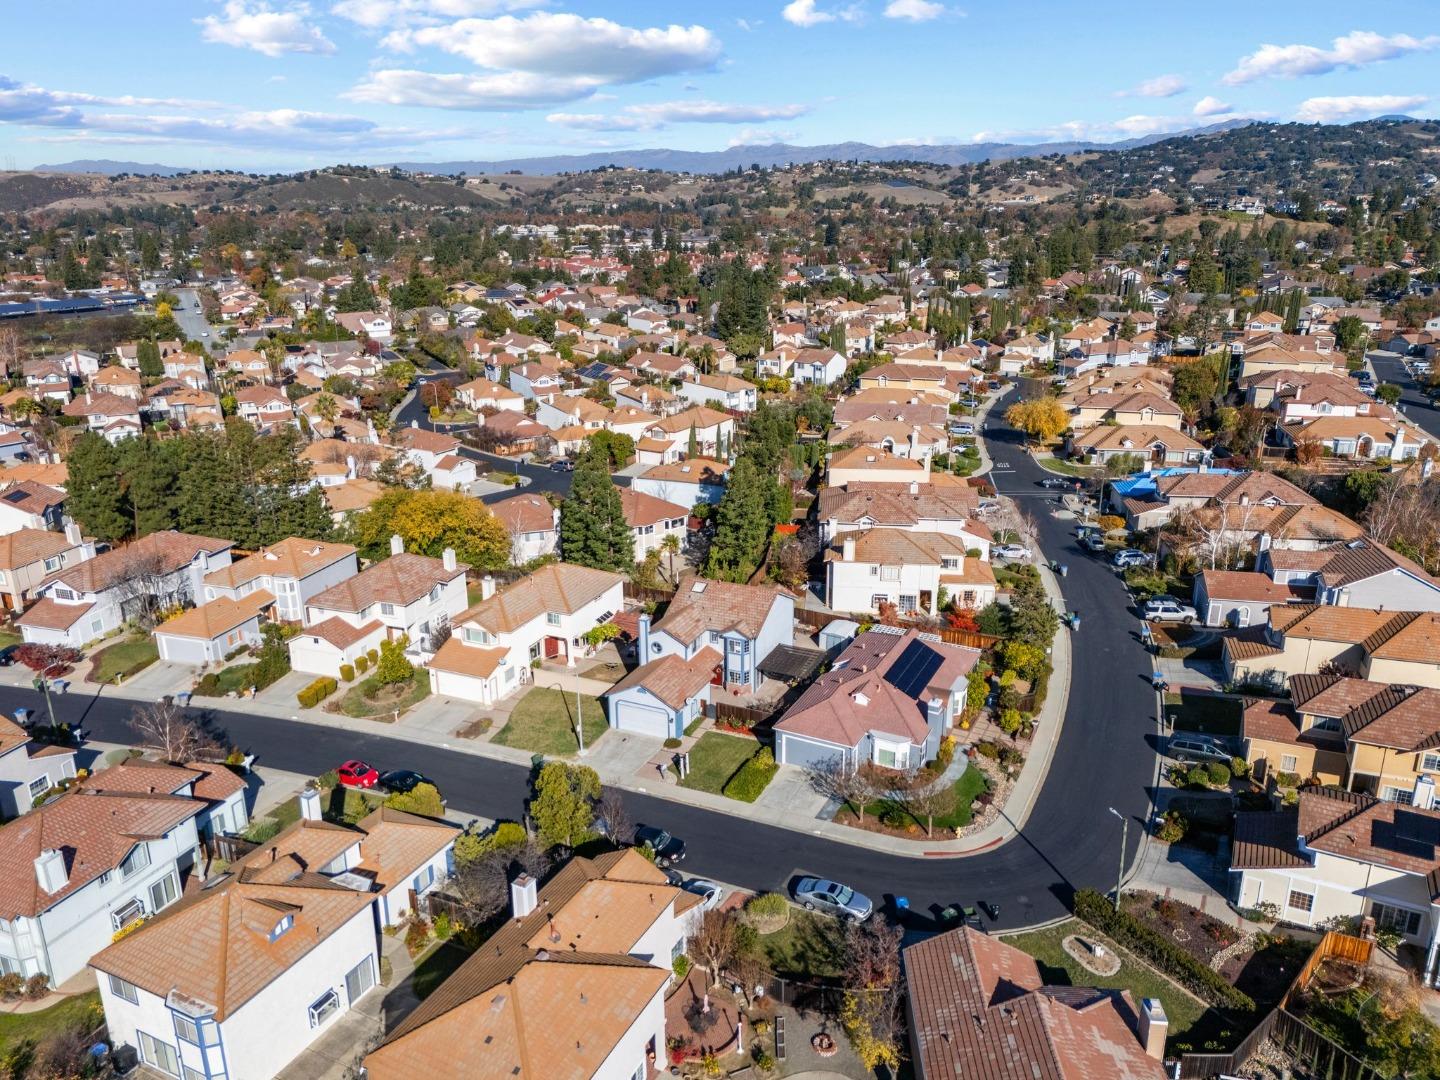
[1387,809,1440,859]
[883,639,944,700]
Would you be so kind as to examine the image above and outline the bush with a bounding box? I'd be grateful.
[23,973,49,1000]
[317,769,339,789]
[1073,889,1255,1011]
[385,781,444,817]
[340,663,356,682]
[366,648,379,664]
[243,819,281,845]
[723,747,778,803]
[296,676,338,708]
[0,972,23,1000]
[746,892,789,920]
[404,918,431,954]
[1206,760,1232,786]
[1230,756,1251,779]
[672,954,691,980]
[433,913,453,941]
[930,735,957,773]
[1274,771,1300,789]
[1155,810,1187,843]
[356,655,370,674]
[376,637,415,686]
[663,737,682,749]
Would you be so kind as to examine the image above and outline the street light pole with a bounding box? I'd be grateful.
[1108,806,1128,913]
[575,667,586,756]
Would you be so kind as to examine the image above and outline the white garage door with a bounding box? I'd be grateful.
[156,634,211,665]
[614,699,671,740]
[431,669,492,704]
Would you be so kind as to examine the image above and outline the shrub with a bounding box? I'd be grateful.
[1073,889,1255,1011]
[975,740,1001,760]
[663,737,682,749]
[376,637,415,686]
[317,769,339,789]
[366,648,379,664]
[339,663,356,682]
[723,747,778,803]
[23,973,49,1000]
[296,676,338,708]
[878,803,910,828]
[1274,771,1300,789]
[433,913,453,941]
[1206,760,1232,786]
[386,782,444,817]
[243,819,281,844]
[0,973,23,1000]
[746,892,790,920]
[930,735,957,773]
[672,954,691,980]
[404,918,431,954]
[356,655,370,674]
[1155,810,1187,844]
[1230,756,1251,779]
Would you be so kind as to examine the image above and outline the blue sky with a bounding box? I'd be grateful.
[1,1,1437,170]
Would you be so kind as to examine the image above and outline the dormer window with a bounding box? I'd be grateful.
[269,914,294,941]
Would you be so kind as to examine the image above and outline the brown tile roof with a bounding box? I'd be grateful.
[829,445,927,473]
[302,616,384,651]
[825,528,972,567]
[1289,673,1391,718]
[636,457,729,484]
[1297,787,1440,885]
[606,647,720,710]
[1363,611,1440,664]
[353,806,460,897]
[488,493,557,536]
[904,926,1164,1080]
[0,790,204,919]
[42,530,232,596]
[427,637,507,679]
[1340,687,1440,751]
[0,717,32,757]
[1241,697,1342,750]
[653,575,785,645]
[0,528,79,570]
[15,597,92,630]
[0,481,65,515]
[618,488,688,529]
[648,406,732,434]
[1073,424,1204,453]
[323,478,388,515]
[1199,570,1306,603]
[154,591,275,641]
[308,553,467,613]
[460,562,623,635]
[1231,810,1307,870]
[1316,539,1440,591]
[204,537,355,589]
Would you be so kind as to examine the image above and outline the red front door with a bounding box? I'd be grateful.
[544,636,562,659]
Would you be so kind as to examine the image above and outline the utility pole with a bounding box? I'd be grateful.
[1108,806,1128,912]
[575,667,586,756]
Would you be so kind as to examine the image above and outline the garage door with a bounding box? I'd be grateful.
[156,634,210,665]
[614,699,671,739]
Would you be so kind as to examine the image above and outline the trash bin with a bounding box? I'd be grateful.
[52,680,69,695]
[176,692,192,708]
[1057,563,1068,578]
[895,896,910,926]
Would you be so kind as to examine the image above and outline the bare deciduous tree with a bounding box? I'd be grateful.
[443,838,552,929]
[128,699,226,764]
[803,757,878,821]
[688,908,741,987]
[898,768,957,838]
[593,786,632,848]
[111,550,174,631]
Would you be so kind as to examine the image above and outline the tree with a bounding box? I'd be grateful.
[660,533,683,584]
[385,782,444,817]
[1334,315,1368,352]
[1005,398,1069,443]
[530,762,601,848]
[375,637,414,686]
[704,457,770,581]
[688,909,741,988]
[1375,383,1403,405]
[14,644,81,677]
[838,919,904,1071]
[137,339,163,379]
[444,834,552,927]
[65,433,128,542]
[803,757,878,821]
[593,786,632,848]
[348,488,508,570]
[559,441,633,572]
[1104,452,1147,478]
[128,698,227,763]
[900,769,956,838]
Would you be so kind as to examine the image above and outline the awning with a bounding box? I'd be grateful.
[758,644,825,683]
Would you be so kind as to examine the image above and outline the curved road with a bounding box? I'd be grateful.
[0,401,1158,931]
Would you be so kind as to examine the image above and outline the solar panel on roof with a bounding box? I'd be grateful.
[883,639,944,700]
[2,490,28,504]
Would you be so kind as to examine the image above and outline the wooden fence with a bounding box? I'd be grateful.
[623,582,677,605]
[792,606,1000,650]
[207,834,258,864]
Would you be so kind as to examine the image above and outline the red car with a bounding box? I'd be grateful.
[336,760,379,788]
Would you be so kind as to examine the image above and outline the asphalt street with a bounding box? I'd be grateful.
[172,288,213,345]
[1366,349,1440,443]
[0,396,1161,931]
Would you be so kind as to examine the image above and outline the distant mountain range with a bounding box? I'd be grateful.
[32,159,191,177]
[391,119,1257,175]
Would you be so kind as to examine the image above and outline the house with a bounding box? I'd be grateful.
[0,481,66,535]
[0,525,94,613]
[816,484,983,548]
[427,563,624,703]
[333,311,392,340]
[92,796,455,1080]
[453,377,523,414]
[203,537,358,624]
[1240,370,1377,419]
[363,848,696,1080]
[630,458,729,508]
[232,385,294,432]
[827,446,934,486]
[1068,425,1205,467]
[1246,311,1286,333]
[644,406,737,458]
[639,576,795,696]
[488,492,559,566]
[21,358,74,403]
[619,489,688,557]
[828,420,947,462]
[1067,391,1183,431]
[1231,786,1440,981]
[154,591,275,665]
[675,373,757,412]
[1277,415,1426,461]
[904,926,1168,1080]
[604,648,718,740]
[506,359,566,400]
[826,529,996,616]
[300,543,469,655]
[773,627,980,770]
[387,426,478,491]
[535,393,610,433]
[0,718,77,821]
[1223,606,1440,690]
[1238,345,1346,380]
[615,382,679,417]
[1262,538,1440,613]
[18,531,234,648]
[84,757,249,845]
[88,365,143,401]
[0,787,206,985]
[1058,338,1150,377]
[481,410,549,454]
[1194,570,1307,627]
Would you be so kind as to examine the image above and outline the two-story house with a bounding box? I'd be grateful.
[0,718,77,821]
[387,426,477,491]
[0,481,67,536]
[643,406,736,459]
[817,485,985,549]
[453,377,523,414]
[826,529,996,617]
[630,458,729,508]
[604,646,719,740]
[61,392,144,443]
[619,489,688,557]
[488,492,559,566]
[506,359,566,401]
[1224,606,1440,691]
[426,563,624,704]
[640,576,794,696]
[675,373,757,413]
[1067,391,1183,432]
[232,386,295,432]
[0,525,94,613]
[203,537,358,624]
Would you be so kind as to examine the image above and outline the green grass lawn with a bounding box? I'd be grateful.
[0,989,102,1047]
[0,627,22,651]
[858,765,989,830]
[335,668,431,719]
[492,687,607,756]
[1004,921,1206,1050]
[89,637,159,683]
[760,910,846,979]
[1164,691,1242,737]
[197,661,263,696]
[678,731,758,795]
[411,940,475,1000]
[1037,456,1101,477]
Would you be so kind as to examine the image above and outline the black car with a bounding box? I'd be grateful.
[634,825,686,865]
[1038,477,1072,489]
[0,645,17,667]
[378,770,445,804]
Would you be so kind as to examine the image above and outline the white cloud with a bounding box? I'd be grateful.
[544,113,650,132]
[547,99,810,131]
[884,0,944,21]
[329,0,542,29]
[1116,74,1187,99]
[1193,95,1233,116]
[1224,30,1440,86]
[781,0,861,28]
[1294,94,1428,124]
[197,1,336,57]
[346,69,605,110]
[727,127,800,147]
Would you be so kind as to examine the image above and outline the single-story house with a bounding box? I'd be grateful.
[154,591,275,664]
[603,648,719,740]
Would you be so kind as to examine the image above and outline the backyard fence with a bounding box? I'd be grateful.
[792,606,1000,651]
[623,582,677,605]
[208,834,258,864]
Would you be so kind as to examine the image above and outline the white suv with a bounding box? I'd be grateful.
[1143,597,1197,623]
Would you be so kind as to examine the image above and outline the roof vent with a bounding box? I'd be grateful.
[691,581,707,593]
[535,949,550,961]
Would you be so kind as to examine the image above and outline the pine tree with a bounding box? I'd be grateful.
[687,423,698,460]
[118,438,179,537]
[137,340,163,379]
[704,457,770,582]
[559,442,633,572]
[66,434,128,542]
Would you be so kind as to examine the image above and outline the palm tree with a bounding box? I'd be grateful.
[660,533,682,584]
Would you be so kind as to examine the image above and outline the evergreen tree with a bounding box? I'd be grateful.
[118,437,180,537]
[687,423,698,460]
[137,340,163,379]
[65,434,128,542]
[559,442,633,572]
[704,457,770,582]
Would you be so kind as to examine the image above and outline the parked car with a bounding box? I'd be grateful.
[978,498,1000,515]
[1080,533,1107,553]
[958,396,981,409]
[1142,597,1198,623]
[1038,476,1071,490]
[1167,736,1233,766]
[992,543,1031,561]
[988,380,1002,391]
[0,645,18,667]
[949,422,974,436]
[1112,548,1148,569]
[549,459,575,472]
[378,769,445,804]
[336,760,380,788]
[681,878,725,912]
[634,825,686,866]
[794,877,873,921]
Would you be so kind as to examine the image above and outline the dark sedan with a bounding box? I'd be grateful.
[634,825,686,866]
[378,769,446,804]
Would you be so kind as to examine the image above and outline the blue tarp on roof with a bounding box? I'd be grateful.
[1110,467,1239,501]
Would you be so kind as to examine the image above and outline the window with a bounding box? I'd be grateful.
[546,612,562,626]
[941,557,960,569]
[111,897,145,931]
[345,958,375,1004]
[138,1031,180,1077]
[881,566,900,582]
[108,974,139,1005]
[428,586,440,602]
[173,1014,200,1046]
[43,556,61,572]
[268,914,294,941]
[528,641,541,661]
[121,844,150,880]
[1382,786,1415,805]
[27,775,49,800]
[149,874,178,913]
[380,602,396,616]
[900,595,918,612]
[1280,755,1298,774]
[308,989,341,1028]
[1311,716,1341,732]
[412,865,436,894]
[54,588,75,600]
[870,594,890,609]
[1373,903,1423,937]
[463,628,490,645]
[1287,889,1314,914]
[1423,753,1440,774]
[183,1067,206,1080]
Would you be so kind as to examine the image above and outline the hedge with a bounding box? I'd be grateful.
[340,663,356,682]
[297,677,338,708]
[1072,889,1254,1011]
[722,747,778,803]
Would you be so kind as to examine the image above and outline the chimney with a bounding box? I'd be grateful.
[34,849,67,894]
[842,536,856,562]
[1392,423,1406,460]
[345,454,357,480]
[63,520,82,546]
[389,534,404,556]
[909,480,919,495]
[1136,998,1167,1059]
[299,787,323,821]
[442,548,457,573]
[410,419,418,428]
[480,574,496,601]
[638,613,651,660]
[908,426,920,459]
[511,873,538,919]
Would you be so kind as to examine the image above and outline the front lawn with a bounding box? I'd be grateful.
[492,687,607,756]
[1164,691,1241,737]
[195,661,264,697]
[89,637,159,683]
[411,940,476,1000]
[678,731,758,795]
[0,989,102,1047]
[759,910,846,979]
[846,765,990,833]
[334,668,430,719]
[1037,456,1101,477]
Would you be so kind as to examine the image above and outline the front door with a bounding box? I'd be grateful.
[544,636,562,659]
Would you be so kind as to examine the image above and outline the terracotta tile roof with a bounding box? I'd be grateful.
[829,445,927,473]
[15,597,92,630]
[0,790,204,919]
[391,427,462,454]
[205,538,355,589]
[0,481,65,515]
[0,528,79,570]
[323,478,388,515]
[1073,424,1204,453]
[0,462,67,489]
[488,493,557,536]
[606,647,720,710]
[648,406,732,434]
[42,530,232,596]
[1241,697,1342,750]
[653,575,785,645]
[302,616,384,651]
[155,591,274,641]
[618,488,687,529]
[309,553,467,613]
[459,562,623,635]
[1289,673,1391,718]
[1363,611,1440,663]
[904,926,1164,1080]
[1199,570,1306,603]
[1231,809,1307,870]
[825,528,972,567]
[1283,605,1402,645]
[636,457,729,484]
[427,637,507,679]
[353,806,460,896]
[1339,687,1440,751]
[0,717,32,757]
